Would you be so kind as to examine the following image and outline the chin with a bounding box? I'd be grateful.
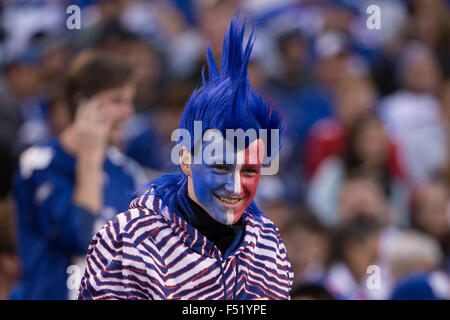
[214,207,245,225]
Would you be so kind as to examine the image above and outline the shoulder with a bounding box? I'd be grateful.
[92,194,168,251]
[247,212,288,254]
[105,146,149,187]
[79,199,168,300]
[17,143,57,181]
[245,212,294,288]
[14,140,75,207]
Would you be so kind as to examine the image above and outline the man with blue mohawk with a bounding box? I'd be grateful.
[78,15,293,300]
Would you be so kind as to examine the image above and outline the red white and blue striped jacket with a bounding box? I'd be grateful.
[77,191,293,300]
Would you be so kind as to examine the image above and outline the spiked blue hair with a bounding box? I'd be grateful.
[146,15,283,224]
[179,16,282,154]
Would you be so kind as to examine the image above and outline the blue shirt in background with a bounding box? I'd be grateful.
[11,138,148,299]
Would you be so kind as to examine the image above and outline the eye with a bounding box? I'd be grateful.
[109,97,123,105]
[241,166,259,176]
[211,165,231,174]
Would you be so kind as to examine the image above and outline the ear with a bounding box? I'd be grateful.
[179,146,192,176]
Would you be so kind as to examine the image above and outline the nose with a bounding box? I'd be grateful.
[224,180,235,194]
[224,170,241,195]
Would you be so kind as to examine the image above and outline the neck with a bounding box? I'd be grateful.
[185,194,244,255]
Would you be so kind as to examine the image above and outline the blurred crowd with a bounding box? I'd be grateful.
[0,0,450,300]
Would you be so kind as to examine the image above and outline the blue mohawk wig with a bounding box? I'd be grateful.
[179,15,282,154]
[145,14,283,223]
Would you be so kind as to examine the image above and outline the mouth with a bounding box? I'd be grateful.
[214,194,245,207]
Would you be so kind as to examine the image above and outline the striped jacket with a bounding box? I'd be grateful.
[77,191,293,299]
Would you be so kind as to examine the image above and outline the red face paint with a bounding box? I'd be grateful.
[227,139,265,223]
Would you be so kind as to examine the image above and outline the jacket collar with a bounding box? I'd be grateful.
[131,191,259,260]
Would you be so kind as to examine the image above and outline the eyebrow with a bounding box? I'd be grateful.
[209,163,233,168]
[241,164,261,170]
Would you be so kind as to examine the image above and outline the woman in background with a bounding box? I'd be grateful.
[12,51,147,299]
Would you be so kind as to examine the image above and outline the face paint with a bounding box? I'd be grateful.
[190,137,265,225]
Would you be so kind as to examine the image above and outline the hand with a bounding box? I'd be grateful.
[73,95,111,164]
[72,95,110,214]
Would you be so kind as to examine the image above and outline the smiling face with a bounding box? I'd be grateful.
[186,137,265,225]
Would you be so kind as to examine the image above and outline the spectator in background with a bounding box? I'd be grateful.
[1,44,47,154]
[407,0,450,77]
[283,208,330,287]
[329,172,408,299]
[154,0,204,79]
[12,51,148,299]
[34,32,70,100]
[282,30,369,201]
[0,199,19,300]
[265,28,362,204]
[380,41,447,185]
[307,114,407,227]
[320,171,406,299]
[262,28,314,204]
[265,29,337,154]
[72,0,126,51]
[255,176,293,235]
[324,215,382,300]
[96,27,167,171]
[265,29,312,115]
[32,33,72,144]
[303,76,378,179]
[154,76,201,173]
[336,174,392,226]
[0,42,49,197]
[389,231,449,299]
[390,271,450,300]
[410,179,450,272]
[300,28,369,130]
[89,13,203,173]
